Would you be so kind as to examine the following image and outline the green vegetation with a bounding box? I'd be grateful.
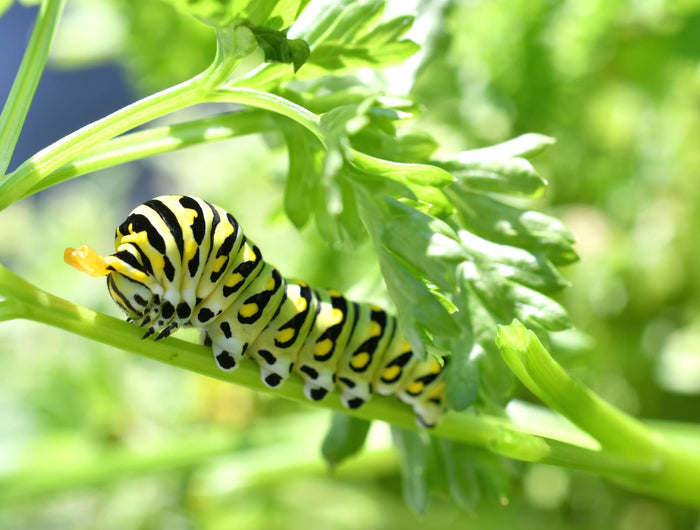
[1,0,699,527]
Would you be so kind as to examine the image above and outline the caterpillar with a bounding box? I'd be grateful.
[64,195,447,427]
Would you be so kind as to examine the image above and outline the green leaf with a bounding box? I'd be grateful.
[320,0,383,44]
[291,0,420,77]
[439,441,510,509]
[458,230,570,294]
[164,0,311,28]
[345,146,455,187]
[287,38,311,71]
[380,197,465,290]
[391,427,430,514]
[299,0,383,47]
[248,25,310,71]
[356,15,414,45]
[305,41,419,75]
[321,413,371,468]
[460,263,571,333]
[447,186,578,266]
[507,284,572,331]
[440,157,547,197]
[350,129,438,163]
[378,247,461,358]
[282,124,321,228]
[439,440,482,509]
[453,133,556,160]
[245,0,312,29]
[445,338,481,411]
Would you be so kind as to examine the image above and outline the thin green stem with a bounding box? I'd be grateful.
[0,0,66,176]
[24,110,275,197]
[1,83,323,211]
[211,87,325,147]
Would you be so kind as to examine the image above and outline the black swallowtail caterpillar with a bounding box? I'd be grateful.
[65,195,446,427]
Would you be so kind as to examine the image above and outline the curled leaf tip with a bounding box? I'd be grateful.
[495,319,528,349]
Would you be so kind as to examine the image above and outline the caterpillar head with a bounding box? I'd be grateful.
[64,245,157,323]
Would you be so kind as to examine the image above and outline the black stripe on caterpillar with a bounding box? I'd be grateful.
[65,195,447,426]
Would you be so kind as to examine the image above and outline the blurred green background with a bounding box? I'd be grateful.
[1,0,700,528]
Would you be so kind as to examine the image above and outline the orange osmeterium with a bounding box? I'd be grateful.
[63,245,110,277]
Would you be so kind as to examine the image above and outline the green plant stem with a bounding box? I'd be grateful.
[498,321,659,459]
[211,87,324,146]
[1,85,323,211]
[3,264,700,506]
[24,110,275,197]
[0,0,66,176]
[0,74,207,210]
[497,320,700,507]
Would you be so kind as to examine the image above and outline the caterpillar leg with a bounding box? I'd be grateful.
[205,264,286,371]
[336,307,396,411]
[247,281,316,390]
[213,344,244,371]
[293,289,356,402]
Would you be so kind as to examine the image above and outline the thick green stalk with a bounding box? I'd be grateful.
[497,320,700,507]
[0,0,66,176]
[3,264,699,506]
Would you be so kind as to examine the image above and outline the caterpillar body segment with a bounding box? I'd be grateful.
[66,195,447,427]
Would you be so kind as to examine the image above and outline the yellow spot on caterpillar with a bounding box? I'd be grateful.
[327,289,341,297]
[181,208,198,226]
[294,295,307,312]
[213,220,234,246]
[184,240,197,261]
[401,340,412,353]
[225,272,243,287]
[314,338,333,357]
[122,230,149,246]
[351,352,370,369]
[427,383,445,399]
[243,245,257,262]
[330,308,344,325]
[369,321,381,337]
[429,360,442,373]
[221,221,234,237]
[239,303,259,318]
[64,246,110,277]
[406,381,424,395]
[382,365,401,381]
[370,304,382,312]
[265,275,276,290]
[276,328,295,343]
[212,255,227,273]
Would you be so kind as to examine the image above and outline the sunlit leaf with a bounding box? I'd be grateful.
[440,157,547,197]
[448,186,578,265]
